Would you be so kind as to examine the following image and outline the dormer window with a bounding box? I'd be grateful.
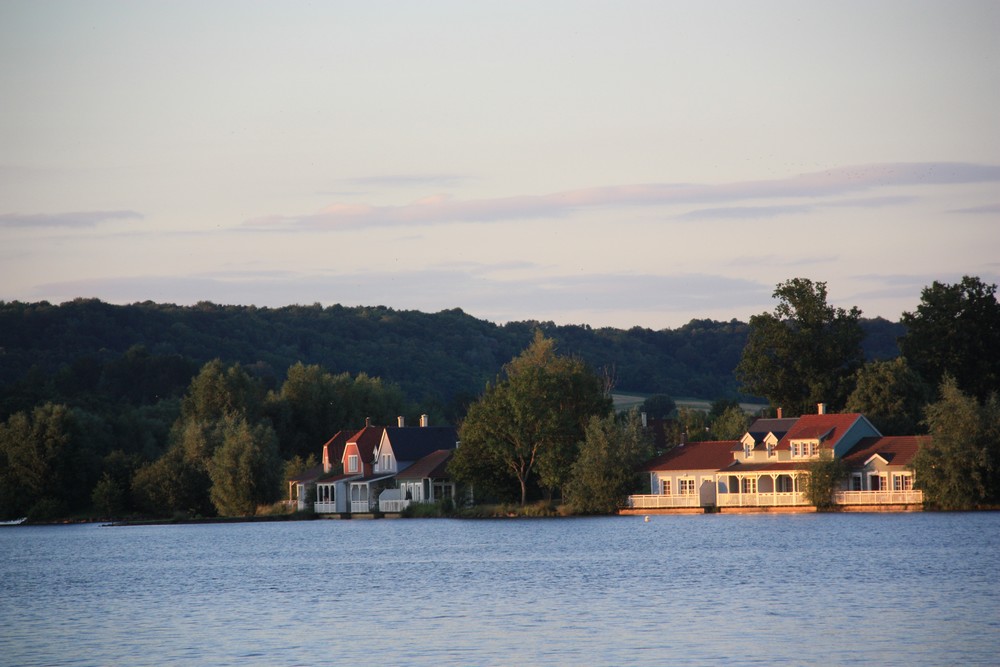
[347,454,359,473]
[744,442,752,458]
[767,443,774,458]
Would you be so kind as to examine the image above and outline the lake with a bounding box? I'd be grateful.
[2,512,998,666]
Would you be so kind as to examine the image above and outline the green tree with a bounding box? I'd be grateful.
[207,415,282,516]
[912,377,1000,509]
[565,410,653,514]
[131,447,214,517]
[0,403,101,519]
[180,359,264,424]
[454,331,611,505]
[736,278,863,416]
[900,276,1000,401]
[711,404,751,440]
[845,358,930,435]
[804,451,848,509]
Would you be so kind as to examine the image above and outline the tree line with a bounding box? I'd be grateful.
[1,276,996,518]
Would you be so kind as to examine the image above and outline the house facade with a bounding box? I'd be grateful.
[310,416,461,516]
[628,405,926,512]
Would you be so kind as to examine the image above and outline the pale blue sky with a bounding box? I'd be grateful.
[2,1,998,328]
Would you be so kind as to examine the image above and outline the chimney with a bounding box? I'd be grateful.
[641,412,648,428]
[420,414,429,427]
[776,407,783,419]
[322,443,331,473]
[680,431,687,447]
[398,416,405,427]
[817,403,826,415]
[365,416,371,427]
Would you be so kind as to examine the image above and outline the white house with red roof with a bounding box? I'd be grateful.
[314,420,386,514]
[629,404,925,511]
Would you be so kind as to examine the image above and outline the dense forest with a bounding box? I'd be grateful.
[0,298,904,421]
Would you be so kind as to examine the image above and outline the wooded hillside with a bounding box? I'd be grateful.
[0,298,904,421]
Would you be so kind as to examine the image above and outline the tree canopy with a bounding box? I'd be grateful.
[736,278,864,416]
[900,276,1000,401]
[453,332,612,505]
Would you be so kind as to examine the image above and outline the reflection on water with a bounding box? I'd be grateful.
[2,513,999,666]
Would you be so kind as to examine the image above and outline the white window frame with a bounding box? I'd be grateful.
[892,473,912,491]
[660,478,672,495]
[679,478,696,495]
[347,454,359,473]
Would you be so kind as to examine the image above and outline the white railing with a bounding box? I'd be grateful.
[351,500,375,513]
[379,498,412,513]
[627,494,701,509]
[716,491,809,507]
[834,490,924,505]
[314,501,337,514]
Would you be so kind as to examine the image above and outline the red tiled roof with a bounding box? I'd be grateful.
[641,440,740,472]
[322,431,351,463]
[345,425,385,462]
[776,413,865,450]
[721,461,810,473]
[841,435,928,469]
[396,449,454,480]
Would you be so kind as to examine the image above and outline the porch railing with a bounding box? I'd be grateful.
[627,494,700,509]
[379,498,413,513]
[716,491,809,507]
[314,501,337,514]
[834,490,924,505]
[351,500,375,513]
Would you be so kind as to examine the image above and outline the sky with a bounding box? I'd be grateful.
[2,1,998,330]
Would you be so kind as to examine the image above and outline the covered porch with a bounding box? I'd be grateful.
[715,467,810,507]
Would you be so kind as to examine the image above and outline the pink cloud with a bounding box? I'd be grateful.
[243,162,1000,230]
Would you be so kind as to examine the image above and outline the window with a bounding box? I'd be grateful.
[743,442,752,458]
[660,479,671,495]
[347,454,359,473]
[741,477,757,494]
[893,474,913,491]
[767,444,775,458]
[679,479,696,494]
[870,473,887,491]
[851,474,863,491]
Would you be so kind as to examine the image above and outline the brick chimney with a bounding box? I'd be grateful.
[420,414,429,427]
[398,415,405,427]
[817,403,827,415]
[776,407,783,419]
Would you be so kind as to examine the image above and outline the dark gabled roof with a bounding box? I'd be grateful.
[776,413,868,451]
[841,435,928,469]
[288,464,325,484]
[316,472,360,484]
[641,440,740,472]
[382,426,458,462]
[745,417,799,444]
[396,449,454,480]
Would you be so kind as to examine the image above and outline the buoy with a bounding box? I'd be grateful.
[644,516,650,522]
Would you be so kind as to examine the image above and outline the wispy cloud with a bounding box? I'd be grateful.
[341,174,470,189]
[949,203,1000,215]
[0,210,143,229]
[244,162,1000,231]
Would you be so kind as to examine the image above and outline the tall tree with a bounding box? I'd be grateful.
[912,377,1000,509]
[900,276,1000,401]
[454,332,611,505]
[736,278,863,416]
[208,415,282,516]
[846,358,929,435]
[565,410,653,514]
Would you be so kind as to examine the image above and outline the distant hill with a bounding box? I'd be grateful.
[0,299,904,420]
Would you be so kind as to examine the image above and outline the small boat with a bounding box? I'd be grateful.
[0,517,27,526]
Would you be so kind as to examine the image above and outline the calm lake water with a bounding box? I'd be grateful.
[2,512,998,666]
